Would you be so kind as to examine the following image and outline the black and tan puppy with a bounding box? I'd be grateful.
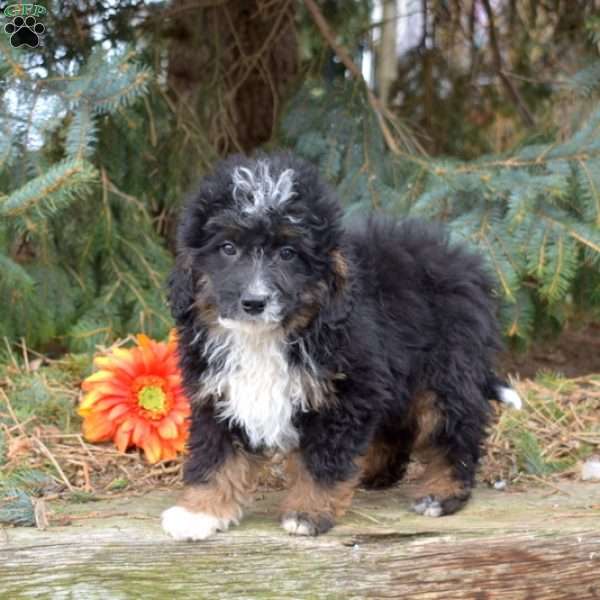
[161,152,521,540]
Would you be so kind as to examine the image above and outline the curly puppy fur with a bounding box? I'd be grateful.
[162,152,520,540]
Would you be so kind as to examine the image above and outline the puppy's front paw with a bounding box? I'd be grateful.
[412,495,443,517]
[161,506,229,541]
[281,511,334,537]
[411,492,470,517]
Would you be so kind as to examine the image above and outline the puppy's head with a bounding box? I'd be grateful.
[171,153,348,333]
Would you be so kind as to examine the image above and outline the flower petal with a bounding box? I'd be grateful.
[136,333,152,349]
[83,416,115,442]
[131,419,149,446]
[139,347,156,374]
[81,379,130,395]
[171,435,187,453]
[169,410,187,425]
[108,403,131,421]
[113,347,146,375]
[95,397,129,413]
[82,370,114,385]
[119,417,136,432]
[160,445,178,461]
[94,354,137,379]
[114,422,132,452]
[79,389,102,413]
[157,417,178,440]
[142,432,162,464]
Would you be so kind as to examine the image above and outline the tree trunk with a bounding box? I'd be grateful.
[166,0,297,155]
[377,0,397,107]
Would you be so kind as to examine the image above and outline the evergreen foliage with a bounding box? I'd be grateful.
[281,77,600,344]
[1,0,599,530]
[0,40,172,352]
[1,4,600,352]
[0,488,35,527]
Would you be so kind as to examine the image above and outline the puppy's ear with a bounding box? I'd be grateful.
[168,254,196,325]
[321,249,353,327]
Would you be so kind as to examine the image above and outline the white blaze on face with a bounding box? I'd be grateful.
[231,161,295,214]
[247,273,270,297]
[244,260,282,324]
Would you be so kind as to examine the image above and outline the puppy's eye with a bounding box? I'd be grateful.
[220,242,237,256]
[279,247,296,261]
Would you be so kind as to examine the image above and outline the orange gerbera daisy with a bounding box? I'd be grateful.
[79,332,191,464]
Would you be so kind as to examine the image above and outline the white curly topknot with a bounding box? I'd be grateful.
[231,160,295,214]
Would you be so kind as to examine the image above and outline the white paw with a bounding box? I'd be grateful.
[423,503,443,517]
[412,497,443,518]
[282,516,313,536]
[161,506,232,541]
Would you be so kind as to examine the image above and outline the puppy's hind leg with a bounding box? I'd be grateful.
[411,450,473,517]
[360,431,414,490]
[410,390,488,517]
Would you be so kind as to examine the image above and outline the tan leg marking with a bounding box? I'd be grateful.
[280,452,359,535]
[411,391,464,497]
[360,439,398,484]
[411,390,442,451]
[180,450,263,520]
[162,451,263,540]
[412,448,465,500]
[409,391,467,516]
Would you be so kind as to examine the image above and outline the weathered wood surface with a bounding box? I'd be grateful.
[1,483,599,599]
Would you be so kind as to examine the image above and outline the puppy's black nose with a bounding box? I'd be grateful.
[241,295,268,315]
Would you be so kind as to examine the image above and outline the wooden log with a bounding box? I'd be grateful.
[1,484,599,598]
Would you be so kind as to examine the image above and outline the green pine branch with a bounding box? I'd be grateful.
[65,103,97,160]
[283,70,600,343]
[0,159,98,220]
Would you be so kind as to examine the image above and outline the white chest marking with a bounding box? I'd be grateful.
[200,325,309,451]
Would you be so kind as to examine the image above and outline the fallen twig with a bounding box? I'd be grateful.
[34,438,75,492]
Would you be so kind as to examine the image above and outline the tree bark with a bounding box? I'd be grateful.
[377,0,397,107]
[481,0,535,128]
[166,0,297,154]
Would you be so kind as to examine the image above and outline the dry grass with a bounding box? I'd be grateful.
[0,346,188,526]
[481,374,600,486]
[1,346,599,526]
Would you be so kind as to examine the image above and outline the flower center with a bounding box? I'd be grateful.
[137,385,166,414]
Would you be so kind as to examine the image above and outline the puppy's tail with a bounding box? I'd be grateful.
[485,373,523,410]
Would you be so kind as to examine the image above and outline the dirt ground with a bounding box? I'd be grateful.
[500,322,600,379]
